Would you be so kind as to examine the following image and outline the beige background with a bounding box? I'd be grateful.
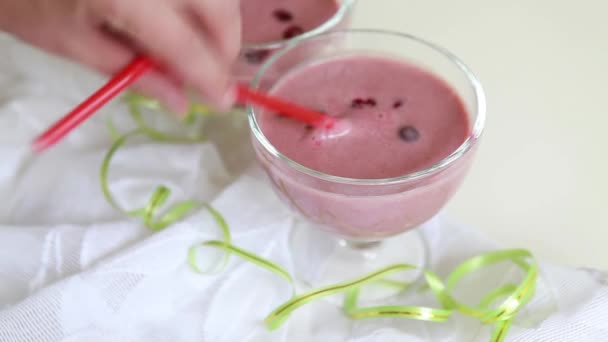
[352,0,608,270]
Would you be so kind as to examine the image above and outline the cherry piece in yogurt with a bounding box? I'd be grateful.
[283,25,305,39]
[273,9,294,22]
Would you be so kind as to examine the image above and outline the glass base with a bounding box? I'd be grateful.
[290,219,429,305]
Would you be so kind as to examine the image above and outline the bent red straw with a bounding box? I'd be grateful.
[32,56,333,153]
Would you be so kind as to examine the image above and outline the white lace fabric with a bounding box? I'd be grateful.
[1,35,607,342]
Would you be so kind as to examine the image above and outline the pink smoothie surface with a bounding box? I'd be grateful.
[240,0,340,45]
[258,55,470,179]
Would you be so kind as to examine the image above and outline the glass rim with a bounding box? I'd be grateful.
[241,0,357,50]
[247,29,487,186]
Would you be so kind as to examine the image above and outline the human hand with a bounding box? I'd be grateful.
[0,0,241,113]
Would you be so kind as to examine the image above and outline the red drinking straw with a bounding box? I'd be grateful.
[32,56,333,153]
[32,56,154,152]
[235,85,334,129]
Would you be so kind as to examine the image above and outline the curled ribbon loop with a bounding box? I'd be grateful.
[187,204,234,274]
[123,92,213,126]
[100,129,199,231]
[99,96,540,342]
[123,93,208,144]
[265,264,417,330]
[101,92,212,232]
[424,249,538,341]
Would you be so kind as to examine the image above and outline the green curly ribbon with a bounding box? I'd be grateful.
[344,288,452,322]
[122,91,213,124]
[118,92,208,144]
[186,205,234,274]
[190,240,294,288]
[261,249,536,342]
[423,249,537,341]
[100,92,216,231]
[264,263,456,330]
[100,96,540,342]
[100,129,201,231]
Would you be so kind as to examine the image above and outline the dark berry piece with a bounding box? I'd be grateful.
[352,98,377,108]
[273,9,294,22]
[305,124,314,131]
[283,25,304,40]
[243,49,270,64]
[365,98,377,107]
[393,100,404,109]
[398,126,420,142]
[351,98,365,108]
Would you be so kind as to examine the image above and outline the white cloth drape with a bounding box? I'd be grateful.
[1,34,607,342]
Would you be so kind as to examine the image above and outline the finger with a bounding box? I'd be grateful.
[60,26,134,76]
[133,72,190,115]
[93,0,233,108]
[59,27,188,114]
[186,0,242,62]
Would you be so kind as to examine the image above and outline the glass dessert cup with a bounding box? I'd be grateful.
[235,0,357,84]
[247,29,486,303]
